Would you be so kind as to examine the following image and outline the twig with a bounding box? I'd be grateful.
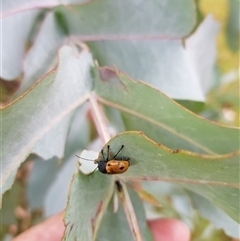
[116,180,143,241]
[89,93,110,144]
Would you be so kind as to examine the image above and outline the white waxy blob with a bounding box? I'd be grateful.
[77,150,99,175]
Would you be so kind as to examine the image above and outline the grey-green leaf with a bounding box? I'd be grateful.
[94,69,240,155]
[94,187,153,241]
[104,131,239,222]
[1,46,93,198]
[62,172,113,241]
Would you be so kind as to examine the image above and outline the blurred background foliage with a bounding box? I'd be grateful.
[199,0,239,128]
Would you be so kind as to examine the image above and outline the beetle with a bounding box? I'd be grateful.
[77,145,130,175]
[98,145,130,174]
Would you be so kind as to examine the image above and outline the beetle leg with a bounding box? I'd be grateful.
[113,145,124,159]
[107,145,110,161]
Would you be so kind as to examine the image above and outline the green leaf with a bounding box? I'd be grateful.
[94,187,153,241]
[65,0,195,37]
[1,46,93,198]
[63,172,153,241]
[103,131,239,222]
[26,106,90,215]
[94,68,240,154]
[54,8,69,35]
[63,172,114,241]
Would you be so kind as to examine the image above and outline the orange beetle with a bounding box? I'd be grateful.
[77,145,130,175]
[97,145,130,174]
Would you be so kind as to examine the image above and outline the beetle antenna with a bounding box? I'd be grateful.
[75,155,94,161]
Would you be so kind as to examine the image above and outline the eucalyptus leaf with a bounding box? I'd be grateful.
[62,172,113,241]
[3,0,202,101]
[32,111,72,160]
[104,131,239,222]
[88,40,204,101]
[65,0,195,37]
[95,187,153,241]
[94,68,240,154]
[62,0,201,100]
[1,46,93,198]
[94,194,134,241]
